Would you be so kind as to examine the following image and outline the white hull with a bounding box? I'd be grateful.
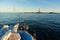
[1,23,21,40]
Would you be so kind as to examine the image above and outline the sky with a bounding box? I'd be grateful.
[0,0,60,12]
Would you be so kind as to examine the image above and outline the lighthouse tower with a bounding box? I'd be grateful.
[36,8,41,13]
[38,8,40,13]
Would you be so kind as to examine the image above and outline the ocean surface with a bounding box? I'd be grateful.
[0,13,60,40]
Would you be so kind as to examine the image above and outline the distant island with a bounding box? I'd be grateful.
[14,11,59,14]
[22,8,60,14]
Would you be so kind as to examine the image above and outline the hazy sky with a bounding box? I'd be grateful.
[0,0,60,12]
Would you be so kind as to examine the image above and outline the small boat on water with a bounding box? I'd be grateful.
[1,19,36,40]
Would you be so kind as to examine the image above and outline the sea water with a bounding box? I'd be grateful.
[0,13,60,40]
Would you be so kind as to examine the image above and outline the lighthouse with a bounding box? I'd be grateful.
[36,8,41,13]
[38,8,40,13]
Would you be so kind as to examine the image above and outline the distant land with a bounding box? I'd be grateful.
[0,8,60,14]
[0,12,60,14]
[18,12,60,14]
